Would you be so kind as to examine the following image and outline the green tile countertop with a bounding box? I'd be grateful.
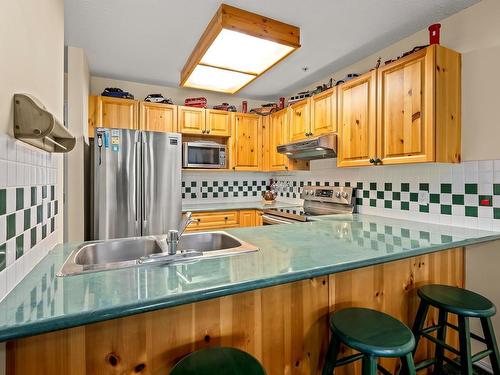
[182,200,298,212]
[1,214,499,342]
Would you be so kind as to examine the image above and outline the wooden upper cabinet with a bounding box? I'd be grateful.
[377,48,433,164]
[311,87,337,136]
[88,96,138,136]
[337,71,377,167]
[231,113,262,171]
[377,45,461,165]
[205,109,231,136]
[288,99,311,141]
[178,106,205,135]
[268,109,289,170]
[139,102,177,132]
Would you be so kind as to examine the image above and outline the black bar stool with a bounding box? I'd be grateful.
[170,347,266,375]
[323,307,417,375]
[411,284,500,374]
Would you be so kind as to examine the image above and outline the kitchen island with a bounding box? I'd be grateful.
[3,215,500,374]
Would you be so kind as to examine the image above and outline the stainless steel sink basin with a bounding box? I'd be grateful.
[58,231,258,276]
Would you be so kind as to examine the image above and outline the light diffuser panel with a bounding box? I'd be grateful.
[200,29,295,75]
[184,64,256,94]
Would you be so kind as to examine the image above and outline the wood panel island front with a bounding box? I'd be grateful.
[2,216,497,375]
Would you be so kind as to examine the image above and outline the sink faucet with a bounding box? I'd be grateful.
[161,212,195,255]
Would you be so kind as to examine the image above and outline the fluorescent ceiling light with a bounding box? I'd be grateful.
[200,29,295,75]
[184,65,255,94]
[180,4,300,94]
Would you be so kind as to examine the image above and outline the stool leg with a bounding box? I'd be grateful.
[401,353,417,375]
[458,316,473,374]
[411,300,430,356]
[434,310,448,374]
[480,317,500,375]
[361,355,377,375]
[322,335,341,375]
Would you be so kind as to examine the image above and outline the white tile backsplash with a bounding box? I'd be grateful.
[0,134,60,302]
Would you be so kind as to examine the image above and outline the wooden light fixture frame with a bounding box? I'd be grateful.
[180,4,301,94]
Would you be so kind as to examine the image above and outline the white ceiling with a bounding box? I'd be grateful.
[65,0,478,100]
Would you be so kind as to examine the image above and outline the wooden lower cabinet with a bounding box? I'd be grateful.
[185,209,262,231]
[8,248,464,375]
[239,210,258,227]
[186,210,239,232]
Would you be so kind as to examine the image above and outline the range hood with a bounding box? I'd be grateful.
[277,132,337,160]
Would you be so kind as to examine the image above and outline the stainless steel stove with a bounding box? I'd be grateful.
[262,186,356,225]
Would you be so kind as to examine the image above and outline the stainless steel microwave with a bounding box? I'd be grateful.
[182,141,226,169]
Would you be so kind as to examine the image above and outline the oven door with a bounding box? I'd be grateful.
[183,142,226,168]
[261,214,298,225]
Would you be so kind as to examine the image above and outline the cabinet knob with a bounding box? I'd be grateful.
[224,216,228,220]
[296,111,301,116]
[374,158,382,165]
[369,158,375,164]
[202,129,206,134]
[207,129,210,134]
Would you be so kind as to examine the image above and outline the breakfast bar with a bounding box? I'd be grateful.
[2,215,499,374]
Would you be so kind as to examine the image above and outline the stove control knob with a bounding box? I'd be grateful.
[335,192,341,198]
[341,192,349,199]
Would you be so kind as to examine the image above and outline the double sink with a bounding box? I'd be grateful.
[58,231,258,277]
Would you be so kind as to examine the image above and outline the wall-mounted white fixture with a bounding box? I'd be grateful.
[13,94,76,153]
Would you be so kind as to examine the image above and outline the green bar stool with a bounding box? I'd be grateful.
[411,284,500,374]
[170,347,266,375]
[322,307,417,375]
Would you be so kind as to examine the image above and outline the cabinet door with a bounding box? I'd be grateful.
[311,87,337,136]
[206,109,231,136]
[186,211,239,231]
[269,110,289,170]
[178,106,206,135]
[97,96,138,130]
[232,113,262,171]
[377,48,434,165]
[337,71,377,167]
[239,210,257,227]
[139,102,177,132]
[256,210,263,226]
[288,99,311,141]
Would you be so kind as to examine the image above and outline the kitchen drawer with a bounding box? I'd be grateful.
[186,211,239,231]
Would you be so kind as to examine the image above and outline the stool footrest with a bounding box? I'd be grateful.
[415,358,437,371]
[445,322,487,344]
[334,353,364,367]
[471,349,493,363]
[421,332,460,356]
[376,364,392,375]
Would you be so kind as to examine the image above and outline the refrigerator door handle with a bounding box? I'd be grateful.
[142,135,147,234]
[135,140,140,223]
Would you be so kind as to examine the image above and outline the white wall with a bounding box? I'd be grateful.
[66,47,90,242]
[298,0,500,162]
[0,0,65,371]
[90,76,268,112]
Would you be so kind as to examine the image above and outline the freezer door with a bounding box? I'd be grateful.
[93,128,141,240]
[141,131,182,236]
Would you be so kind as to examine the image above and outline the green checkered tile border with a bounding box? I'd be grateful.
[0,185,58,272]
[276,180,500,220]
[182,180,267,199]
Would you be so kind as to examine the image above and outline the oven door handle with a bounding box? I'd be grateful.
[261,214,296,225]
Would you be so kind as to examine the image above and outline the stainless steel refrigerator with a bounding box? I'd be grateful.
[91,128,181,240]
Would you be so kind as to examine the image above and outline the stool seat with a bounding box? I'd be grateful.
[170,347,266,375]
[330,307,415,358]
[418,284,496,318]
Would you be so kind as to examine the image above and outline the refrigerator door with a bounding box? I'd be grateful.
[93,128,141,240]
[141,131,182,236]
